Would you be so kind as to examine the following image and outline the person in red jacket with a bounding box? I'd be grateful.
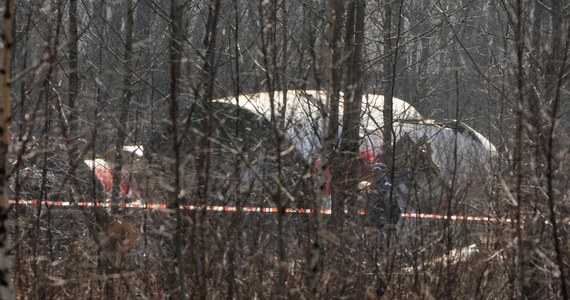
[84,158,141,200]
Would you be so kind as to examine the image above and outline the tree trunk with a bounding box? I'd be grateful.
[193,0,221,298]
[112,0,134,208]
[340,0,365,217]
[68,0,78,141]
[382,0,394,170]
[0,0,14,298]
[543,1,569,297]
[326,0,345,229]
[169,0,185,298]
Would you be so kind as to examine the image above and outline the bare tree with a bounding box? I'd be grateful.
[168,0,185,297]
[0,0,14,298]
[110,0,135,207]
[325,0,344,228]
[339,0,365,216]
[3,0,569,298]
[67,0,78,140]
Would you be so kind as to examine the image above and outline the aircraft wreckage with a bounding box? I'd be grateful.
[145,90,499,215]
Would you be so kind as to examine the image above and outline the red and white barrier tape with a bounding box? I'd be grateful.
[7,199,521,223]
[400,212,513,223]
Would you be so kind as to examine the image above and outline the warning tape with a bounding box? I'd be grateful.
[400,212,513,223]
[7,199,520,223]
[8,199,328,213]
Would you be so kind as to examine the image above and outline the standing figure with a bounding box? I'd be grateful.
[365,163,400,230]
[363,162,401,297]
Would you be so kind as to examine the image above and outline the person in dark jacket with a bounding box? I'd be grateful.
[364,162,401,231]
[363,162,401,297]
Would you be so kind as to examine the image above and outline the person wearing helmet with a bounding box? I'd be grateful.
[364,162,400,231]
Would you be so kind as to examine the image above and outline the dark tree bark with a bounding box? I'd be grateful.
[382,0,394,170]
[340,0,365,218]
[169,0,185,298]
[0,0,14,298]
[68,0,78,139]
[193,0,221,298]
[326,0,345,229]
[543,1,570,298]
[513,0,526,297]
[259,0,288,296]
[111,0,134,208]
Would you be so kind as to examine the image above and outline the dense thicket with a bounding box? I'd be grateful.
[2,0,569,298]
